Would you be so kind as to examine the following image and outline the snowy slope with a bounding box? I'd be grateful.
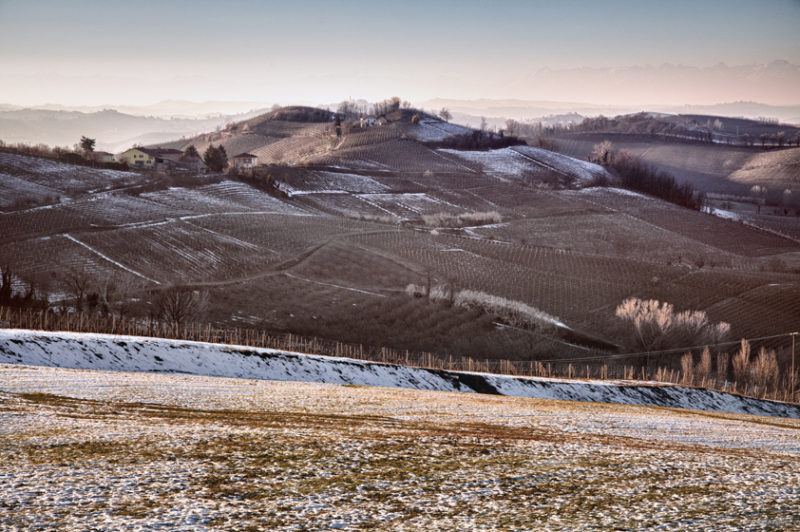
[1,329,797,418]
[410,119,473,142]
[439,146,612,185]
[512,145,611,184]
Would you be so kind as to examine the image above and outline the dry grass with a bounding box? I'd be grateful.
[2,366,800,530]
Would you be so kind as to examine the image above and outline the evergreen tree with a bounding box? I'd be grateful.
[79,136,95,153]
[203,144,228,171]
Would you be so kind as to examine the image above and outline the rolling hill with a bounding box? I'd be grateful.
[2,106,800,370]
[0,107,268,153]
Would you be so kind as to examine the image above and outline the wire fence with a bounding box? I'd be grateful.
[1,306,797,404]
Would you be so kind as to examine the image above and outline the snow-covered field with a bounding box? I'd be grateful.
[512,145,612,184]
[1,329,798,418]
[0,152,139,195]
[439,147,537,179]
[356,192,457,218]
[279,171,389,196]
[410,118,473,142]
[141,180,306,216]
[1,363,799,530]
[439,146,612,185]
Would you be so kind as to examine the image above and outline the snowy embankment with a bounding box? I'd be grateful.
[1,329,797,418]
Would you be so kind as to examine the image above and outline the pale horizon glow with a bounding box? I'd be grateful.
[0,0,799,108]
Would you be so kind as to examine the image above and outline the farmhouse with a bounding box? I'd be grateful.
[91,151,115,164]
[360,116,379,128]
[232,152,258,169]
[177,154,207,172]
[118,147,184,169]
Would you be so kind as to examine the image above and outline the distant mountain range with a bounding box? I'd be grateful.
[420,99,800,127]
[0,100,274,119]
[2,97,798,155]
[0,106,269,153]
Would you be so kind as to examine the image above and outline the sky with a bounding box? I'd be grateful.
[0,0,799,108]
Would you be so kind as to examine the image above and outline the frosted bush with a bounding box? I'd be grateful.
[421,211,502,228]
[404,284,558,330]
[615,297,730,351]
[454,289,559,330]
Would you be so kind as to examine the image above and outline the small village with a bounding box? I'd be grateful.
[116,146,258,172]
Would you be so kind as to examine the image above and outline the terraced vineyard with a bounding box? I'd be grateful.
[2,109,800,365]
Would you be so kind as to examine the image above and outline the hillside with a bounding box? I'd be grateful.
[2,107,800,369]
[551,133,800,193]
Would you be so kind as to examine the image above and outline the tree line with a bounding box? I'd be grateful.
[591,140,705,210]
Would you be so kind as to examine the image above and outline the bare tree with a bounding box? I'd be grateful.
[696,347,712,384]
[156,287,208,325]
[591,140,615,165]
[63,268,92,312]
[716,352,729,385]
[505,119,520,137]
[0,264,12,306]
[732,339,751,387]
[337,100,357,119]
[681,353,694,385]
[752,347,779,395]
[439,107,452,122]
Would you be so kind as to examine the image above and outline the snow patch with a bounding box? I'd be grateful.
[1,329,797,419]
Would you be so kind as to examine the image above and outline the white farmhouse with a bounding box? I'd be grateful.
[231,152,258,170]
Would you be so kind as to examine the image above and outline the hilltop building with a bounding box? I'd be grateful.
[232,152,258,170]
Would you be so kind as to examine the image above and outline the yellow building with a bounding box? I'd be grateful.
[118,147,156,168]
[118,147,183,168]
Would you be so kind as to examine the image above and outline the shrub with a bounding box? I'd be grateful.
[404,285,559,332]
[615,297,730,352]
[454,289,560,331]
[421,211,502,228]
[343,212,399,224]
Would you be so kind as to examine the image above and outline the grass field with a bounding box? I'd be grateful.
[1,364,798,530]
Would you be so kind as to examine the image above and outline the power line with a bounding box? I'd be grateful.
[532,332,797,364]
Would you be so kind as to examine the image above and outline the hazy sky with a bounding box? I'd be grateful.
[1,0,798,107]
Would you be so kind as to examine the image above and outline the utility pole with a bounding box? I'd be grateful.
[792,332,797,402]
